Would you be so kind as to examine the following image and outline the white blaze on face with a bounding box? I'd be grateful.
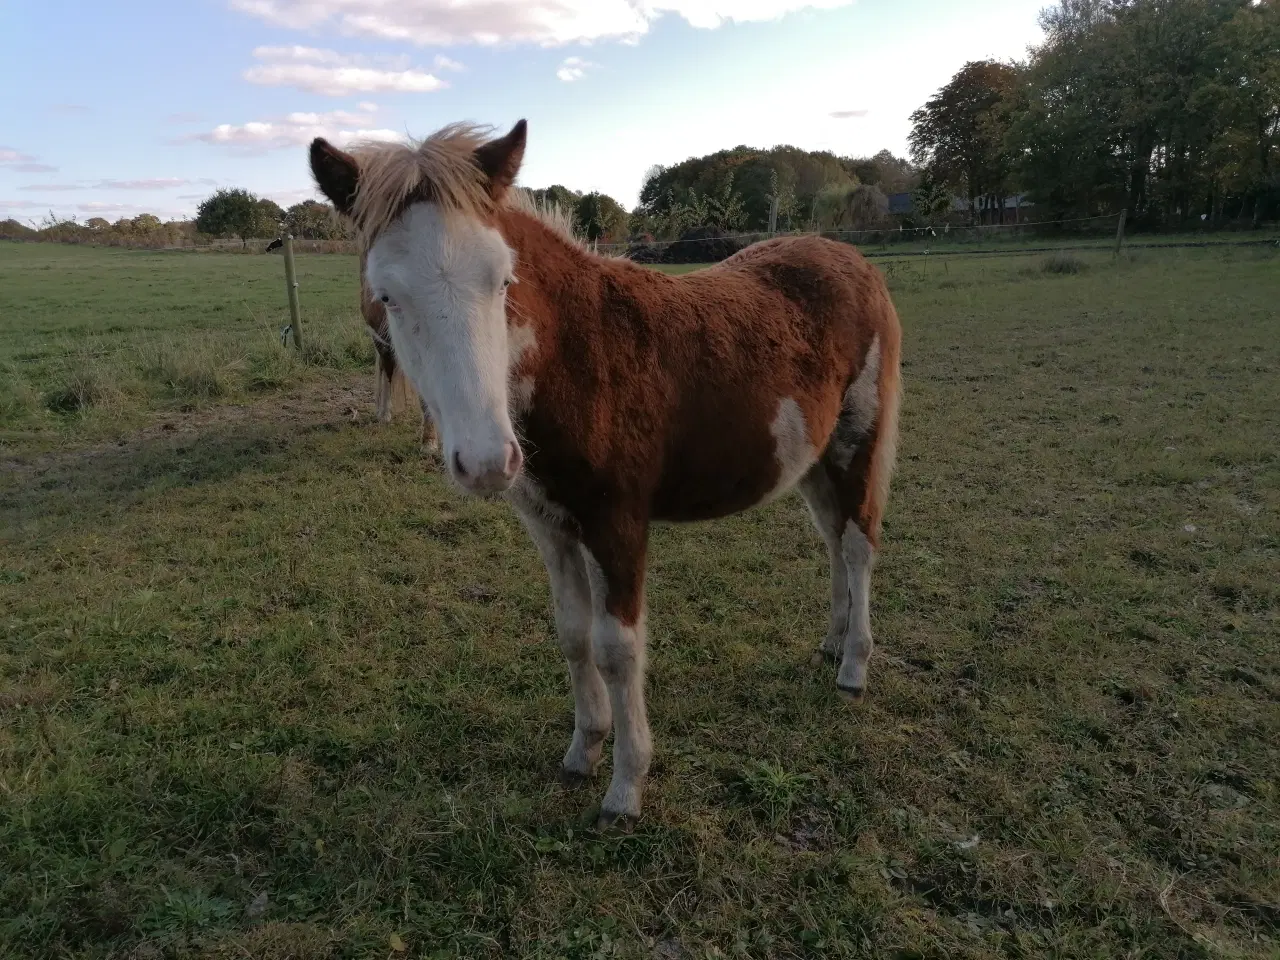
[366,201,522,495]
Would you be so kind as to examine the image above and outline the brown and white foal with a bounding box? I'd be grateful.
[310,121,902,829]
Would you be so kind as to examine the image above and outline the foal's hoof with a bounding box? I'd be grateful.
[837,683,866,704]
[595,809,638,835]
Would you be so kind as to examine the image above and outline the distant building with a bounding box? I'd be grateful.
[887,192,913,216]
[886,191,1034,222]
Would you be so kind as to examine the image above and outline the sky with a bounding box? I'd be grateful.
[0,0,1051,224]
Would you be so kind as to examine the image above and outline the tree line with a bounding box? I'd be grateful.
[911,0,1279,226]
[6,1,1274,249]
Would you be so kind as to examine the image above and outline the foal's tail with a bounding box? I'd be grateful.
[862,303,902,548]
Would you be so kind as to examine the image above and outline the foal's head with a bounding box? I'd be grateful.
[310,121,529,496]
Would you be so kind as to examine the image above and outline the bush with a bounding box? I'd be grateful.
[0,377,41,423]
[246,343,303,392]
[44,368,124,414]
[141,343,241,402]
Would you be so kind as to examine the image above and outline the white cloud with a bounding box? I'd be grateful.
[433,54,464,71]
[17,178,214,193]
[188,105,403,153]
[230,0,855,47]
[829,109,868,119]
[556,56,597,82]
[0,198,193,220]
[244,45,445,95]
[1,146,58,174]
[101,178,200,190]
[19,183,83,192]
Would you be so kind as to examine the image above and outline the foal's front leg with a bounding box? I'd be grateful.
[581,537,652,830]
[519,513,611,781]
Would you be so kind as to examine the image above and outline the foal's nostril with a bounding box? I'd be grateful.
[452,450,466,478]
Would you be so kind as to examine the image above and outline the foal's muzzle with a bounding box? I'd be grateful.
[449,440,523,495]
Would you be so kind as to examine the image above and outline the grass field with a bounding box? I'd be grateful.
[1,241,1278,959]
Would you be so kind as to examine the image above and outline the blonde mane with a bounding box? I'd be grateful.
[508,188,582,247]
[346,123,583,247]
[345,123,493,238]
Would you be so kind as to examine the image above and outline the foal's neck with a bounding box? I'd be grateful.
[501,208,598,291]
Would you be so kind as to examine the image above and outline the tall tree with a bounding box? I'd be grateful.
[530,184,581,215]
[285,200,346,239]
[255,199,285,236]
[1007,0,1272,224]
[909,60,1020,222]
[639,144,855,232]
[196,189,263,244]
[912,171,953,224]
[574,192,628,242]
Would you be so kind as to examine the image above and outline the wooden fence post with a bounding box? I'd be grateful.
[768,195,779,235]
[283,234,303,351]
[1113,209,1127,258]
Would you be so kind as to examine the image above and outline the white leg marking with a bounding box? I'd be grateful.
[798,468,849,658]
[764,397,818,504]
[838,521,875,695]
[518,511,610,778]
[583,552,651,823]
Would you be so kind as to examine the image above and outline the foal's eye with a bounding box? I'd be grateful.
[502,277,513,289]
[380,295,390,304]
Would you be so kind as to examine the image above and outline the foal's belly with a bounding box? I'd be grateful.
[650,406,810,522]
[652,464,779,522]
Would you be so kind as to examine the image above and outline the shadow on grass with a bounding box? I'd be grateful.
[0,418,348,530]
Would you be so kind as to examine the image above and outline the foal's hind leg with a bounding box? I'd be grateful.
[517,511,611,782]
[798,467,849,663]
[800,460,877,701]
[836,516,876,700]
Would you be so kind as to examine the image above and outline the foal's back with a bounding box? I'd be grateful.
[585,236,898,522]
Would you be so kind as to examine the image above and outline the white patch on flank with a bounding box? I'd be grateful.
[762,396,818,504]
[832,334,881,470]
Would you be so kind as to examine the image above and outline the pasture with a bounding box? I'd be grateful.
[1,241,1277,958]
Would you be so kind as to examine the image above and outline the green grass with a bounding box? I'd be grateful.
[0,243,373,448]
[1,241,1278,958]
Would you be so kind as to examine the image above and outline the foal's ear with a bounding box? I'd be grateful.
[309,138,360,216]
[474,119,527,200]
